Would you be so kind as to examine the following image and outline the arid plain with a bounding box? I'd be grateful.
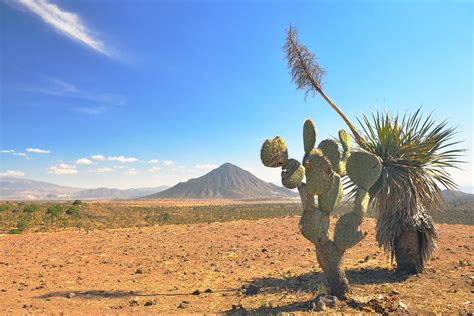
[1,211,472,314]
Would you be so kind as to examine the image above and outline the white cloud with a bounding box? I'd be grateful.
[163,160,175,166]
[26,147,50,154]
[108,156,138,163]
[148,159,159,164]
[76,157,93,164]
[48,163,78,175]
[123,168,137,176]
[0,170,26,177]
[0,150,28,157]
[91,154,106,161]
[93,167,113,173]
[75,106,107,115]
[148,166,163,172]
[195,164,219,170]
[17,0,111,56]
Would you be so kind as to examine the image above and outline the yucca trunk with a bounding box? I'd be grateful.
[394,228,424,274]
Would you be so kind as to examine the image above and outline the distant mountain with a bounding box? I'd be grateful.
[73,186,170,199]
[144,163,298,200]
[0,177,169,200]
[441,189,474,203]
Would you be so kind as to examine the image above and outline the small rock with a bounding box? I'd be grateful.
[261,248,268,253]
[192,289,201,295]
[398,301,408,311]
[204,288,213,293]
[67,292,76,299]
[232,304,244,310]
[314,295,338,311]
[129,297,139,307]
[134,267,143,274]
[391,289,400,295]
[178,301,189,309]
[144,300,156,307]
[243,285,259,296]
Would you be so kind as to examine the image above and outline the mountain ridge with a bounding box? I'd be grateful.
[144,163,298,200]
[0,177,169,200]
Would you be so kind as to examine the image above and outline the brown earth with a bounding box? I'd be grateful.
[0,217,472,314]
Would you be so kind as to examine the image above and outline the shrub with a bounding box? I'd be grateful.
[46,204,63,218]
[0,204,11,212]
[72,200,83,206]
[10,218,29,233]
[162,212,172,222]
[66,206,80,217]
[23,204,39,214]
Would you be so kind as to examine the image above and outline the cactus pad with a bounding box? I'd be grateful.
[304,149,335,195]
[318,139,341,173]
[333,212,365,250]
[353,188,369,217]
[260,136,289,168]
[303,119,317,154]
[281,159,305,189]
[338,129,351,152]
[318,174,343,213]
[299,208,329,245]
[346,151,382,190]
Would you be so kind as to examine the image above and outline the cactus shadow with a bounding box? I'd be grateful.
[242,267,407,296]
[223,268,408,314]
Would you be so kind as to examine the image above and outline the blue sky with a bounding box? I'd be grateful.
[1,0,472,190]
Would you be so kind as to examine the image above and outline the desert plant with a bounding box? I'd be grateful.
[72,199,83,206]
[284,26,462,274]
[0,203,11,212]
[66,206,80,217]
[355,110,463,273]
[9,218,29,234]
[260,121,382,298]
[23,204,39,214]
[46,204,63,218]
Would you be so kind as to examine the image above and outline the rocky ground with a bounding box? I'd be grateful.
[0,217,472,314]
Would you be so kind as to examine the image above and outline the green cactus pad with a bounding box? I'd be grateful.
[299,208,329,245]
[281,159,305,189]
[346,151,382,190]
[338,129,351,152]
[260,136,289,168]
[303,119,317,154]
[318,139,341,173]
[353,188,369,217]
[304,149,335,195]
[318,174,343,213]
[333,212,365,250]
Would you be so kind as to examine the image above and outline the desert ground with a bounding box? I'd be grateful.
[0,216,472,314]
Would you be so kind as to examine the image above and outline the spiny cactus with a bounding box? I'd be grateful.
[260,120,382,298]
[281,159,305,189]
[260,136,288,168]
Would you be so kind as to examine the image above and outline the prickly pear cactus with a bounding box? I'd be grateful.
[260,121,382,298]
[260,136,288,168]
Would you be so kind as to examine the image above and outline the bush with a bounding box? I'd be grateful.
[46,204,63,218]
[72,200,83,206]
[66,206,80,217]
[162,212,172,222]
[23,204,39,214]
[10,218,29,233]
[0,204,11,212]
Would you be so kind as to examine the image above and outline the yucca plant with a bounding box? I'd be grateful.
[355,110,463,273]
[285,26,463,274]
